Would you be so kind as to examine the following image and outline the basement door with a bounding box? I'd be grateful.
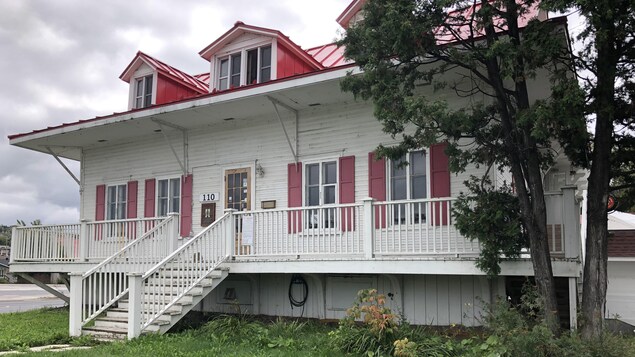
[225,168,251,255]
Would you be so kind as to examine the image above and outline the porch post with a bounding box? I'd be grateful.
[69,273,83,336]
[168,213,180,252]
[79,220,88,261]
[362,198,375,259]
[561,186,580,259]
[128,273,143,339]
[568,276,578,331]
[224,209,236,259]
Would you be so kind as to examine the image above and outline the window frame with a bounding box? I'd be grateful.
[133,74,154,109]
[156,177,181,217]
[105,183,127,221]
[386,149,431,225]
[303,158,339,229]
[215,43,273,90]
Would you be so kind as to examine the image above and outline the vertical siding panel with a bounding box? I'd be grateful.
[447,276,462,324]
[460,275,475,326]
[436,276,450,325]
[425,275,437,325]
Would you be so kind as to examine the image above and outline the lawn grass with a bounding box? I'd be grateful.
[0,307,72,351]
[21,316,343,357]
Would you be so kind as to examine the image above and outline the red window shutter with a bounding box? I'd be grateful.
[368,152,386,228]
[339,156,355,231]
[127,181,138,219]
[95,185,106,221]
[180,174,193,238]
[430,142,451,225]
[144,179,156,218]
[288,163,302,233]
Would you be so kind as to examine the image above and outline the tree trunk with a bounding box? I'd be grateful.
[581,13,615,338]
[524,158,561,333]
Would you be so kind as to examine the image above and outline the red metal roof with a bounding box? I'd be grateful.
[306,43,351,68]
[194,73,211,86]
[120,51,208,94]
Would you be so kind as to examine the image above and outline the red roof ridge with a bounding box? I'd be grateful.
[120,51,208,94]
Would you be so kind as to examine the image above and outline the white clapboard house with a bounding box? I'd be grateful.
[8,0,583,340]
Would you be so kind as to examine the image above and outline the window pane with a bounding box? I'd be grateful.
[307,187,319,206]
[108,186,116,203]
[247,49,258,84]
[144,76,153,96]
[158,198,167,216]
[171,197,180,213]
[260,67,271,83]
[219,78,228,90]
[158,180,168,198]
[219,59,229,77]
[170,178,180,198]
[135,79,143,96]
[307,164,319,185]
[391,156,406,177]
[135,97,142,109]
[230,53,241,87]
[260,46,271,67]
[118,185,127,203]
[107,203,116,220]
[117,202,126,219]
[410,151,426,175]
[392,177,406,200]
[323,161,336,184]
[324,185,335,204]
[411,176,427,199]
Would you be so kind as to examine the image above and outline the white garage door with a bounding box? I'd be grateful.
[606,260,635,325]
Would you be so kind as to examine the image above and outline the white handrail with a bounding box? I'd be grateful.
[135,212,232,331]
[79,214,178,326]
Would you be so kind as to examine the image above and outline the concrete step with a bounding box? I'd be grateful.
[82,326,128,340]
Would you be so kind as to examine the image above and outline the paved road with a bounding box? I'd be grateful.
[0,284,68,313]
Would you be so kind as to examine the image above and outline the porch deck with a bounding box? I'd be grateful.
[10,192,580,277]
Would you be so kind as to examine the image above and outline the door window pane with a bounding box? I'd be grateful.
[323,161,336,184]
[106,184,127,220]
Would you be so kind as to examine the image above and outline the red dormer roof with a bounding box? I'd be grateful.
[198,21,323,71]
[119,51,208,94]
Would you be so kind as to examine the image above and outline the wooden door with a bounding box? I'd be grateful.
[225,168,251,254]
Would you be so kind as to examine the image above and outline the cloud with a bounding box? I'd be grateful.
[0,0,350,225]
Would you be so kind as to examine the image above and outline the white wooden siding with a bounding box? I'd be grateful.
[195,273,491,327]
[81,100,486,232]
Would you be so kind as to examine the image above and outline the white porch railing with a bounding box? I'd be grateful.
[372,198,480,256]
[70,214,179,332]
[10,217,164,263]
[127,211,232,337]
[232,204,364,257]
[11,224,81,262]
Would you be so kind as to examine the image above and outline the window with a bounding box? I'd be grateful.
[389,150,428,223]
[106,184,127,220]
[134,75,153,108]
[217,45,272,90]
[306,161,337,228]
[157,178,180,216]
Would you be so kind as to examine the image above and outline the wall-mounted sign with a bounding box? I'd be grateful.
[199,193,220,202]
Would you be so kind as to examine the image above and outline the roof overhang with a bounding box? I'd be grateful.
[9,65,359,161]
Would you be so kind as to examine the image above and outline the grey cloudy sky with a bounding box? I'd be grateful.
[0,0,352,225]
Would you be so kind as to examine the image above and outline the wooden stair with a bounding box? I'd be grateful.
[81,268,229,340]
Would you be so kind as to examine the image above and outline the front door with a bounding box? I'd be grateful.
[225,168,251,254]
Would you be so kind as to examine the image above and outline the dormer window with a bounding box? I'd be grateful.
[134,75,153,108]
[217,45,272,90]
